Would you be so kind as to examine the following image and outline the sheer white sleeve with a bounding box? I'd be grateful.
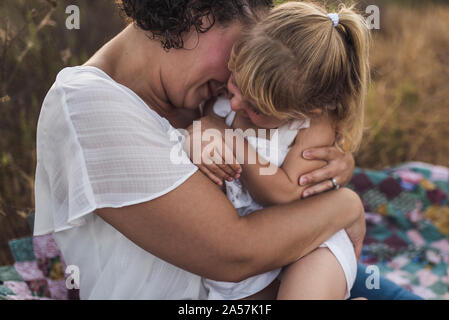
[34,68,197,235]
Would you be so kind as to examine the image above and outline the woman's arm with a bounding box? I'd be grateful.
[96,169,364,283]
[238,116,336,206]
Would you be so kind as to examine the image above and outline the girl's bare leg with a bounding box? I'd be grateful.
[239,279,281,300]
[240,247,346,300]
[276,247,347,300]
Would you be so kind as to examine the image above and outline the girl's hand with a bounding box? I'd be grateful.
[196,143,242,187]
[298,145,355,198]
[184,116,242,186]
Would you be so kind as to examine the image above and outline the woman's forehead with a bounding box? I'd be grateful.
[216,20,245,38]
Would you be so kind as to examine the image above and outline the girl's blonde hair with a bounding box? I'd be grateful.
[228,1,371,152]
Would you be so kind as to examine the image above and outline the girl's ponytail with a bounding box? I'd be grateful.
[332,4,371,152]
[229,1,371,152]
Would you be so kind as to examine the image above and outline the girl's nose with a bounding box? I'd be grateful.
[227,77,243,111]
[230,97,243,112]
[226,89,233,100]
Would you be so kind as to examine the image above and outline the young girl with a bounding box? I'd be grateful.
[187,1,370,300]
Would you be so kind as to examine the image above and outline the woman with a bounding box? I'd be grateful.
[33,0,417,299]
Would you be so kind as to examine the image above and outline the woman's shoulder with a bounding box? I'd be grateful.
[54,66,119,93]
[40,66,170,136]
[52,66,142,106]
[44,66,126,109]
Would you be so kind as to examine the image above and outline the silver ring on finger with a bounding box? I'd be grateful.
[331,177,340,190]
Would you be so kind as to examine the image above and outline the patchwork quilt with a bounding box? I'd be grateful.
[0,234,79,300]
[0,161,448,300]
[349,162,449,299]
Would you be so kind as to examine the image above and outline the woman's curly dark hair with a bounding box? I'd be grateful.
[118,0,273,50]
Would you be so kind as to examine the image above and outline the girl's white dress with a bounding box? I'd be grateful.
[202,97,357,300]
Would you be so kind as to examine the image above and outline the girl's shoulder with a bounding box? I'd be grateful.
[290,114,336,148]
[277,118,310,148]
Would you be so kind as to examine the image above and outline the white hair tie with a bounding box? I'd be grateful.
[328,13,339,27]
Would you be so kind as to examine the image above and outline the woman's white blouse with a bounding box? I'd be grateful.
[33,66,207,299]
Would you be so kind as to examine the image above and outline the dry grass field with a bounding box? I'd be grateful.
[0,0,448,265]
[358,3,449,169]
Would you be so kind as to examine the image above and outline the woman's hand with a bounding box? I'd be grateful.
[184,115,242,186]
[298,145,355,198]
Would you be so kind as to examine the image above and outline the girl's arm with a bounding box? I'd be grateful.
[239,116,336,206]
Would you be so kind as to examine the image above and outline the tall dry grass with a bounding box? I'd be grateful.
[356,3,449,168]
[0,0,124,264]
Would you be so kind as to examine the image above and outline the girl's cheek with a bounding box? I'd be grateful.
[248,112,266,128]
